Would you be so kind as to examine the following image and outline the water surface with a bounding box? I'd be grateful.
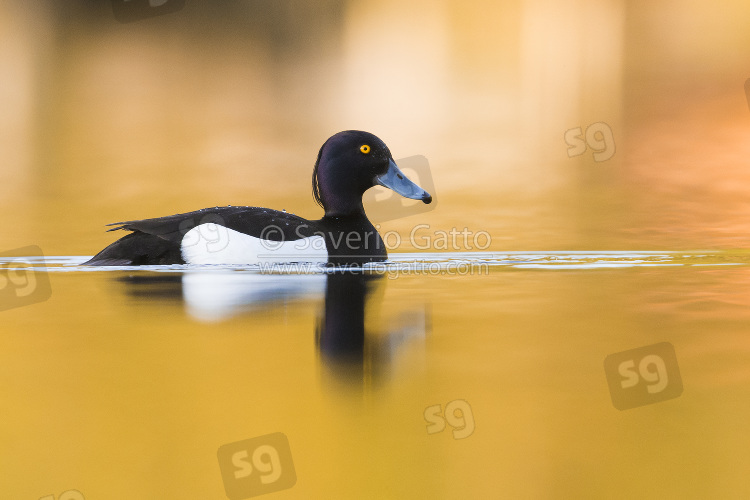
[2,251,749,498]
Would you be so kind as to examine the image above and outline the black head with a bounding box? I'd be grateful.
[312,130,432,216]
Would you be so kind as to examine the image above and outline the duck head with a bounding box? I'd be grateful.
[312,130,432,216]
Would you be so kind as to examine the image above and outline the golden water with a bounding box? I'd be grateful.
[2,253,750,498]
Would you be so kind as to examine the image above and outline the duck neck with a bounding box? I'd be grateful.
[322,197,366,218]
[318,210,386,264]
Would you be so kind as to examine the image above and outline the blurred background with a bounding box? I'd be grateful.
[4,3,750,499]
[2,0,750,255]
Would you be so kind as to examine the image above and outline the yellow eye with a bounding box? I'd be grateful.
[360,145,371,154]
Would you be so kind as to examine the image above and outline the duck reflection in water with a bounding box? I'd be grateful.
[116,269,427,387]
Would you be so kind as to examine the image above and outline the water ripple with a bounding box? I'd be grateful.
[2,251,750,273]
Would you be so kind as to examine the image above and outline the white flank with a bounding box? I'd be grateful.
[181,223,327,265]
